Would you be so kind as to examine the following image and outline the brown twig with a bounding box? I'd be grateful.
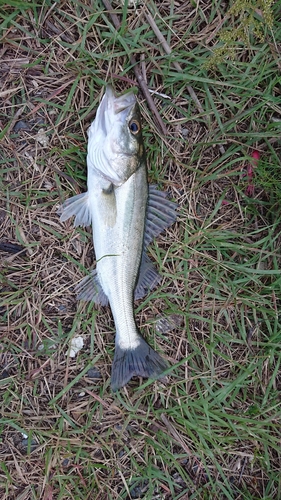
[161,413,193,457]
[145,10,204,116]
[160,413,211,479]
[145,9,226,154]
[110,73,137,86]
[26,78,76,116]
[52,166,82,193]
[101,0,168,135]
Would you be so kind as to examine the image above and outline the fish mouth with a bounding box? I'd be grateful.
[105,85,136,113]
[96,85,136,135]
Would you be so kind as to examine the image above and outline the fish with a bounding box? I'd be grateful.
[59,85,177,391]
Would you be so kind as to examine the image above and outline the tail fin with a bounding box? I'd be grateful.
[111,336,169,391]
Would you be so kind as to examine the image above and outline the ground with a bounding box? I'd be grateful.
[0,1,281,499]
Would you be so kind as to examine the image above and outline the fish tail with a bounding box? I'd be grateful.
[111,336,169,391]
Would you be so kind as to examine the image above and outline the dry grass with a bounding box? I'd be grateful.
[1,0,281,499]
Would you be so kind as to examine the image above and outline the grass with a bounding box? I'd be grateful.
[0,0,281,498]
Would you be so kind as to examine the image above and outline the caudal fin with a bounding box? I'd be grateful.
[111,336,169,391]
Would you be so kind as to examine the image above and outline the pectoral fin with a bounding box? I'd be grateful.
[144,185,178,248]
[59,192,91,227]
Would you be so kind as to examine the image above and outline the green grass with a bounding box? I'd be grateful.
[1,0,281,498]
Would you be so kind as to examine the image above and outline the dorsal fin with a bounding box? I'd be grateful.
[144,185,178,248]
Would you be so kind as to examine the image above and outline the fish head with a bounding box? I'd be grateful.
[87,86,145,186]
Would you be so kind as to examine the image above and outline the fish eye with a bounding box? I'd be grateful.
[129,120,140,134]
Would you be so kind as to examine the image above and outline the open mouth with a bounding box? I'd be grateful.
[105,85,136,114]
[93,86,136,136]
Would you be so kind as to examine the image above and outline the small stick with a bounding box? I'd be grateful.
[145,10,226,154]
[160,413,209,478]
[52,166,81,192]
[101,0,168,135]
[161,413,193,457]
[27,79,76,116]
[145,10,204,117]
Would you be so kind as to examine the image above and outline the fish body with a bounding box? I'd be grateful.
[60,86,177,391]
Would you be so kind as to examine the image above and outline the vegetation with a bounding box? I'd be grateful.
[205,0,275,68]
[0,0,280,498]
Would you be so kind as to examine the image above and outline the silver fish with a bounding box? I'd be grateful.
[60,86,177,391]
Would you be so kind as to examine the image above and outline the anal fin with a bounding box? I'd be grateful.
[75,270,108,306]
[134,253,161,300]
